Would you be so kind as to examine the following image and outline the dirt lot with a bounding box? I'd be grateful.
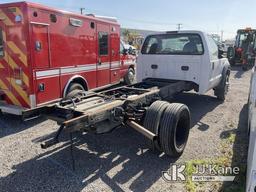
[0,67,250,192]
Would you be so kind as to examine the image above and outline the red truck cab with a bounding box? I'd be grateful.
[0,2,136,115]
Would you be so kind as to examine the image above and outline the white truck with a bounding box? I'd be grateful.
[137,30,230,100]
[247,65,256,192]
[23,30,230,160]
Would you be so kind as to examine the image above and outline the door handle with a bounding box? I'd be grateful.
[35,41,42,51]
[181,66,189,71]
[212,62,215,70]
[151,64,158,69]
[98,58,102,65]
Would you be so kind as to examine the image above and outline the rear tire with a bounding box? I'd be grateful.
[159,103,191,157]
[214,71,230,101]
[124,68,136,85]
[143,101,169,151]
[66,83,86,98]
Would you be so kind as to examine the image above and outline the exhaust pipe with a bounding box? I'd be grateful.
[126,120,156,141]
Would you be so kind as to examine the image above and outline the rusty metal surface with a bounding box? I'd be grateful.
[126,120,156,141]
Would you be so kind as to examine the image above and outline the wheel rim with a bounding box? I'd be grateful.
[128,70,135,83]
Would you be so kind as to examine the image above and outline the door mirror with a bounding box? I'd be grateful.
[128,47,133,53]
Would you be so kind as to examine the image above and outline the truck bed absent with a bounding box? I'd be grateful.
[14,30,231,160]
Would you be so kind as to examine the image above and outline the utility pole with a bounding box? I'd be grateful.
[220,30,224,42]
[80,8,85,15]
[177,23,182,31]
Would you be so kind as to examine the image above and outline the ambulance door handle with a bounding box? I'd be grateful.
[35,41,42,51]
[98,58,102,65]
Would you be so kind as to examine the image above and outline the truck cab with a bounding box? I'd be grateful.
[137,30,230,98]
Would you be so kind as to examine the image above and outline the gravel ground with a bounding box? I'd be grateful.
[0,67,250,192]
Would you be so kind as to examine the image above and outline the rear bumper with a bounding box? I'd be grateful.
[0,101,26,115]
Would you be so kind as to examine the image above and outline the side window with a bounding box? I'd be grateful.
[99,32,108,55]
[141,37,158,54]
[0,28,4,57]
[50,14,57,23]
[207,36,218,60]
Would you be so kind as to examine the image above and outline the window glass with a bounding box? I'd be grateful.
[141,33,203,55]
[237,32,256,48]
[99,32,108,55]
[50,14,57,23]
[90,22,95,29]
[0,28,4,57]
[207,35,218,60]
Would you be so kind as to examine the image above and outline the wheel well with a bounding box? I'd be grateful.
[63,77,88,97]
[70,78,88,90]
[129,65,135,70]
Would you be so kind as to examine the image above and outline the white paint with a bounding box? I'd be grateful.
[36,69,60,78]
[137,30,228,94]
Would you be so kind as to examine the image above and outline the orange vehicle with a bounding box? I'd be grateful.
[0,2,136,115]
[227,28,256,70]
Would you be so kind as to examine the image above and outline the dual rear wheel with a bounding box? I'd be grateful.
[143,101,191,157]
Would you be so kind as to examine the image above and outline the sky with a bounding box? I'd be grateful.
[2,0,256,40]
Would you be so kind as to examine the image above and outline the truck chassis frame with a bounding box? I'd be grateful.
[23,79,194,160]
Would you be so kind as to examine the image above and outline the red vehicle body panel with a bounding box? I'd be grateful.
[0,2,135,109]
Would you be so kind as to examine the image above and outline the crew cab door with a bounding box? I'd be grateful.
[0,22,10,91]
[97,23,110,87]
[207,35,223,89]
